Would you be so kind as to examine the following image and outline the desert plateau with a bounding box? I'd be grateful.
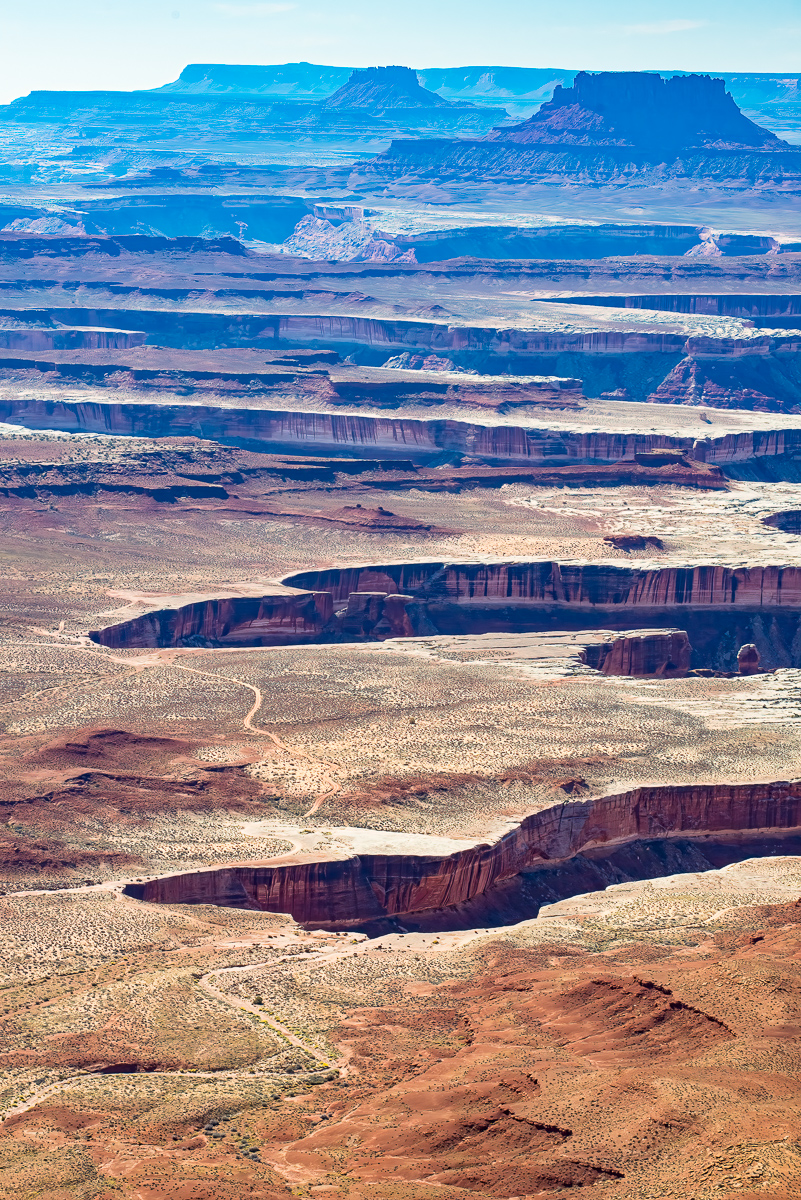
[1,6,801,1198]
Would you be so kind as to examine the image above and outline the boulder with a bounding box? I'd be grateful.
[737,643,761,675]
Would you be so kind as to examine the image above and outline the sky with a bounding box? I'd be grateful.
[1,0,800,104]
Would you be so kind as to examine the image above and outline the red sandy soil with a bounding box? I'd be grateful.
[263,903,801,1198]
[0,728,267,882]
[3,895,801,1198]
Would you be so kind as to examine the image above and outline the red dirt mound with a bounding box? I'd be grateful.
[534,975,732,1063]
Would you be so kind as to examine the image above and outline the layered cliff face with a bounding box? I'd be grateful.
[650,352,801,413]
[364,138,801,188]
[583,629,692,677]
[0,325,146,351]
[130,780,801,925]
[0,395,797,467]
[284,560,801,610]
[2,299,800,410]
[561,293,801,320]
[94,588,674,651]
[487,72,785,152]
[89,562,801,671]
[89,591,333,650]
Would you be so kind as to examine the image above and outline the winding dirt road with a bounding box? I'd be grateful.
[169,657,343,815]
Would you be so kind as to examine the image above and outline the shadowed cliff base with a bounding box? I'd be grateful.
[124,781,801,931]
[347,832,801,934]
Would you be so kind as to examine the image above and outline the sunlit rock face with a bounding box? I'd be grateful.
[131,780,801,926]
[738,643,761,674]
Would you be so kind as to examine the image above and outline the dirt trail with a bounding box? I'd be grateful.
[199,958,337,1066]
[168,657,343,812]
[11,639,344,812]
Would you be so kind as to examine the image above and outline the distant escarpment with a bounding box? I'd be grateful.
[128,780,801,926]
[486,71,784,152]
[0,68,507,141]
[310,66,507,134]
[360,71,801,185]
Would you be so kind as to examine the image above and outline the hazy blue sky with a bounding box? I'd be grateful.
[2,0,800,103]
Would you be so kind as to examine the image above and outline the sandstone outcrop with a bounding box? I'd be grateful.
[648,351,801,413]
[737,643,761,674]
[585,629,691,677]
[486,72,785,152]
[322,66,450,111]
[0,393,795,467]
[129,780,801,925]
[284,560,801,611]
[90,562,801,653]
[90,591,333,649]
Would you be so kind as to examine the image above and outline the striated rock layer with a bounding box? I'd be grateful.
[129,780,801,925]
[284,560,801,608]
[362,137,801,188]
[0,395,798,466]
[583,628,691,676]
[90,591,333,649]
[2,316,801,410]
[90,563,801,658]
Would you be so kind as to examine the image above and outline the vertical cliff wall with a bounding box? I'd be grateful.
[128,780,801,925]
[283,561,801,609]
[89,591,333,649]
[0,395,799,465]
[90,564,801,666]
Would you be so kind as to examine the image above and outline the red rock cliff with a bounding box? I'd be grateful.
[284,561,801,610]
[133,780,801,924]
[90,591,333,649]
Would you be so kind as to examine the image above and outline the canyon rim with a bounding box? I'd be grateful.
[1,8,801,1200]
